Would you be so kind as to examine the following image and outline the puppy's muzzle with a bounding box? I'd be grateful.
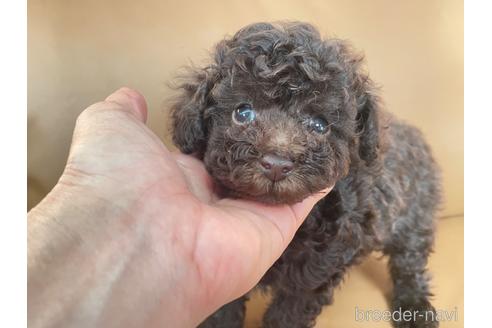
[260,154,294,181]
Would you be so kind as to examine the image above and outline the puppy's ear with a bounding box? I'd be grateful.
[170,67,220,157]
[335,40,382,165]
[355,86,381,164]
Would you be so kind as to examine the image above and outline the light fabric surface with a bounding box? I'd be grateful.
[28,0,463,215]
[28,1,463,327]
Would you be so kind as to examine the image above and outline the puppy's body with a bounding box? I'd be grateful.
[170,22,441,328]
[258,118,440,327]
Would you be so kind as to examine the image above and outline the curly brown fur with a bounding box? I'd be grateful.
[169,22,441,328]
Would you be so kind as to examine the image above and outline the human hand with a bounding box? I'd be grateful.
[28,87,331,328]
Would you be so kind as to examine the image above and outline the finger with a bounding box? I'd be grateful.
[215,185,333,265]
[105,87,148,123]
[265,186,333,253]
[172,152,217,203]
[290,185,333,225]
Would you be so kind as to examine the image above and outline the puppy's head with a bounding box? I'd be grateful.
[170,22,381,204]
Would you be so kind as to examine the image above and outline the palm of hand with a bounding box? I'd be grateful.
[59,89,326,319]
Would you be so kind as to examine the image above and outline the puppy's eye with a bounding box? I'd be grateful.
[308,117,329,134]
[233,104,256,124]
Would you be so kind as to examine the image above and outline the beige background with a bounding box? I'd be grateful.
[28,0,463,327]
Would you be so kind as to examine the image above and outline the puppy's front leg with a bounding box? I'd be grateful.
[198,295,247,328]
[261,287,334,328]
[385,213,438,328]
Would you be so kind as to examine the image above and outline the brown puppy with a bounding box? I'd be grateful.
[170,22,441,328]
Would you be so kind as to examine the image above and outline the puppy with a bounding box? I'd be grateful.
[170,22,441,328]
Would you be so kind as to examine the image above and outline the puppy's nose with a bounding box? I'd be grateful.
[260,154,294,181]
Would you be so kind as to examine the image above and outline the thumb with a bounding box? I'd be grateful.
[72,87,148,140]
[103,87,148,123]
[64,87,150,174]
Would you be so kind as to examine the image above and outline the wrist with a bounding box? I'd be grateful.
[28,179,210,328]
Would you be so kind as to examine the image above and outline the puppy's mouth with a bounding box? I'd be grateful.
[218,165,318,205]
[224,183,305,205]
[205,151,330,204]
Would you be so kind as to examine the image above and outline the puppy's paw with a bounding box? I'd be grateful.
[391,298,439,328]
